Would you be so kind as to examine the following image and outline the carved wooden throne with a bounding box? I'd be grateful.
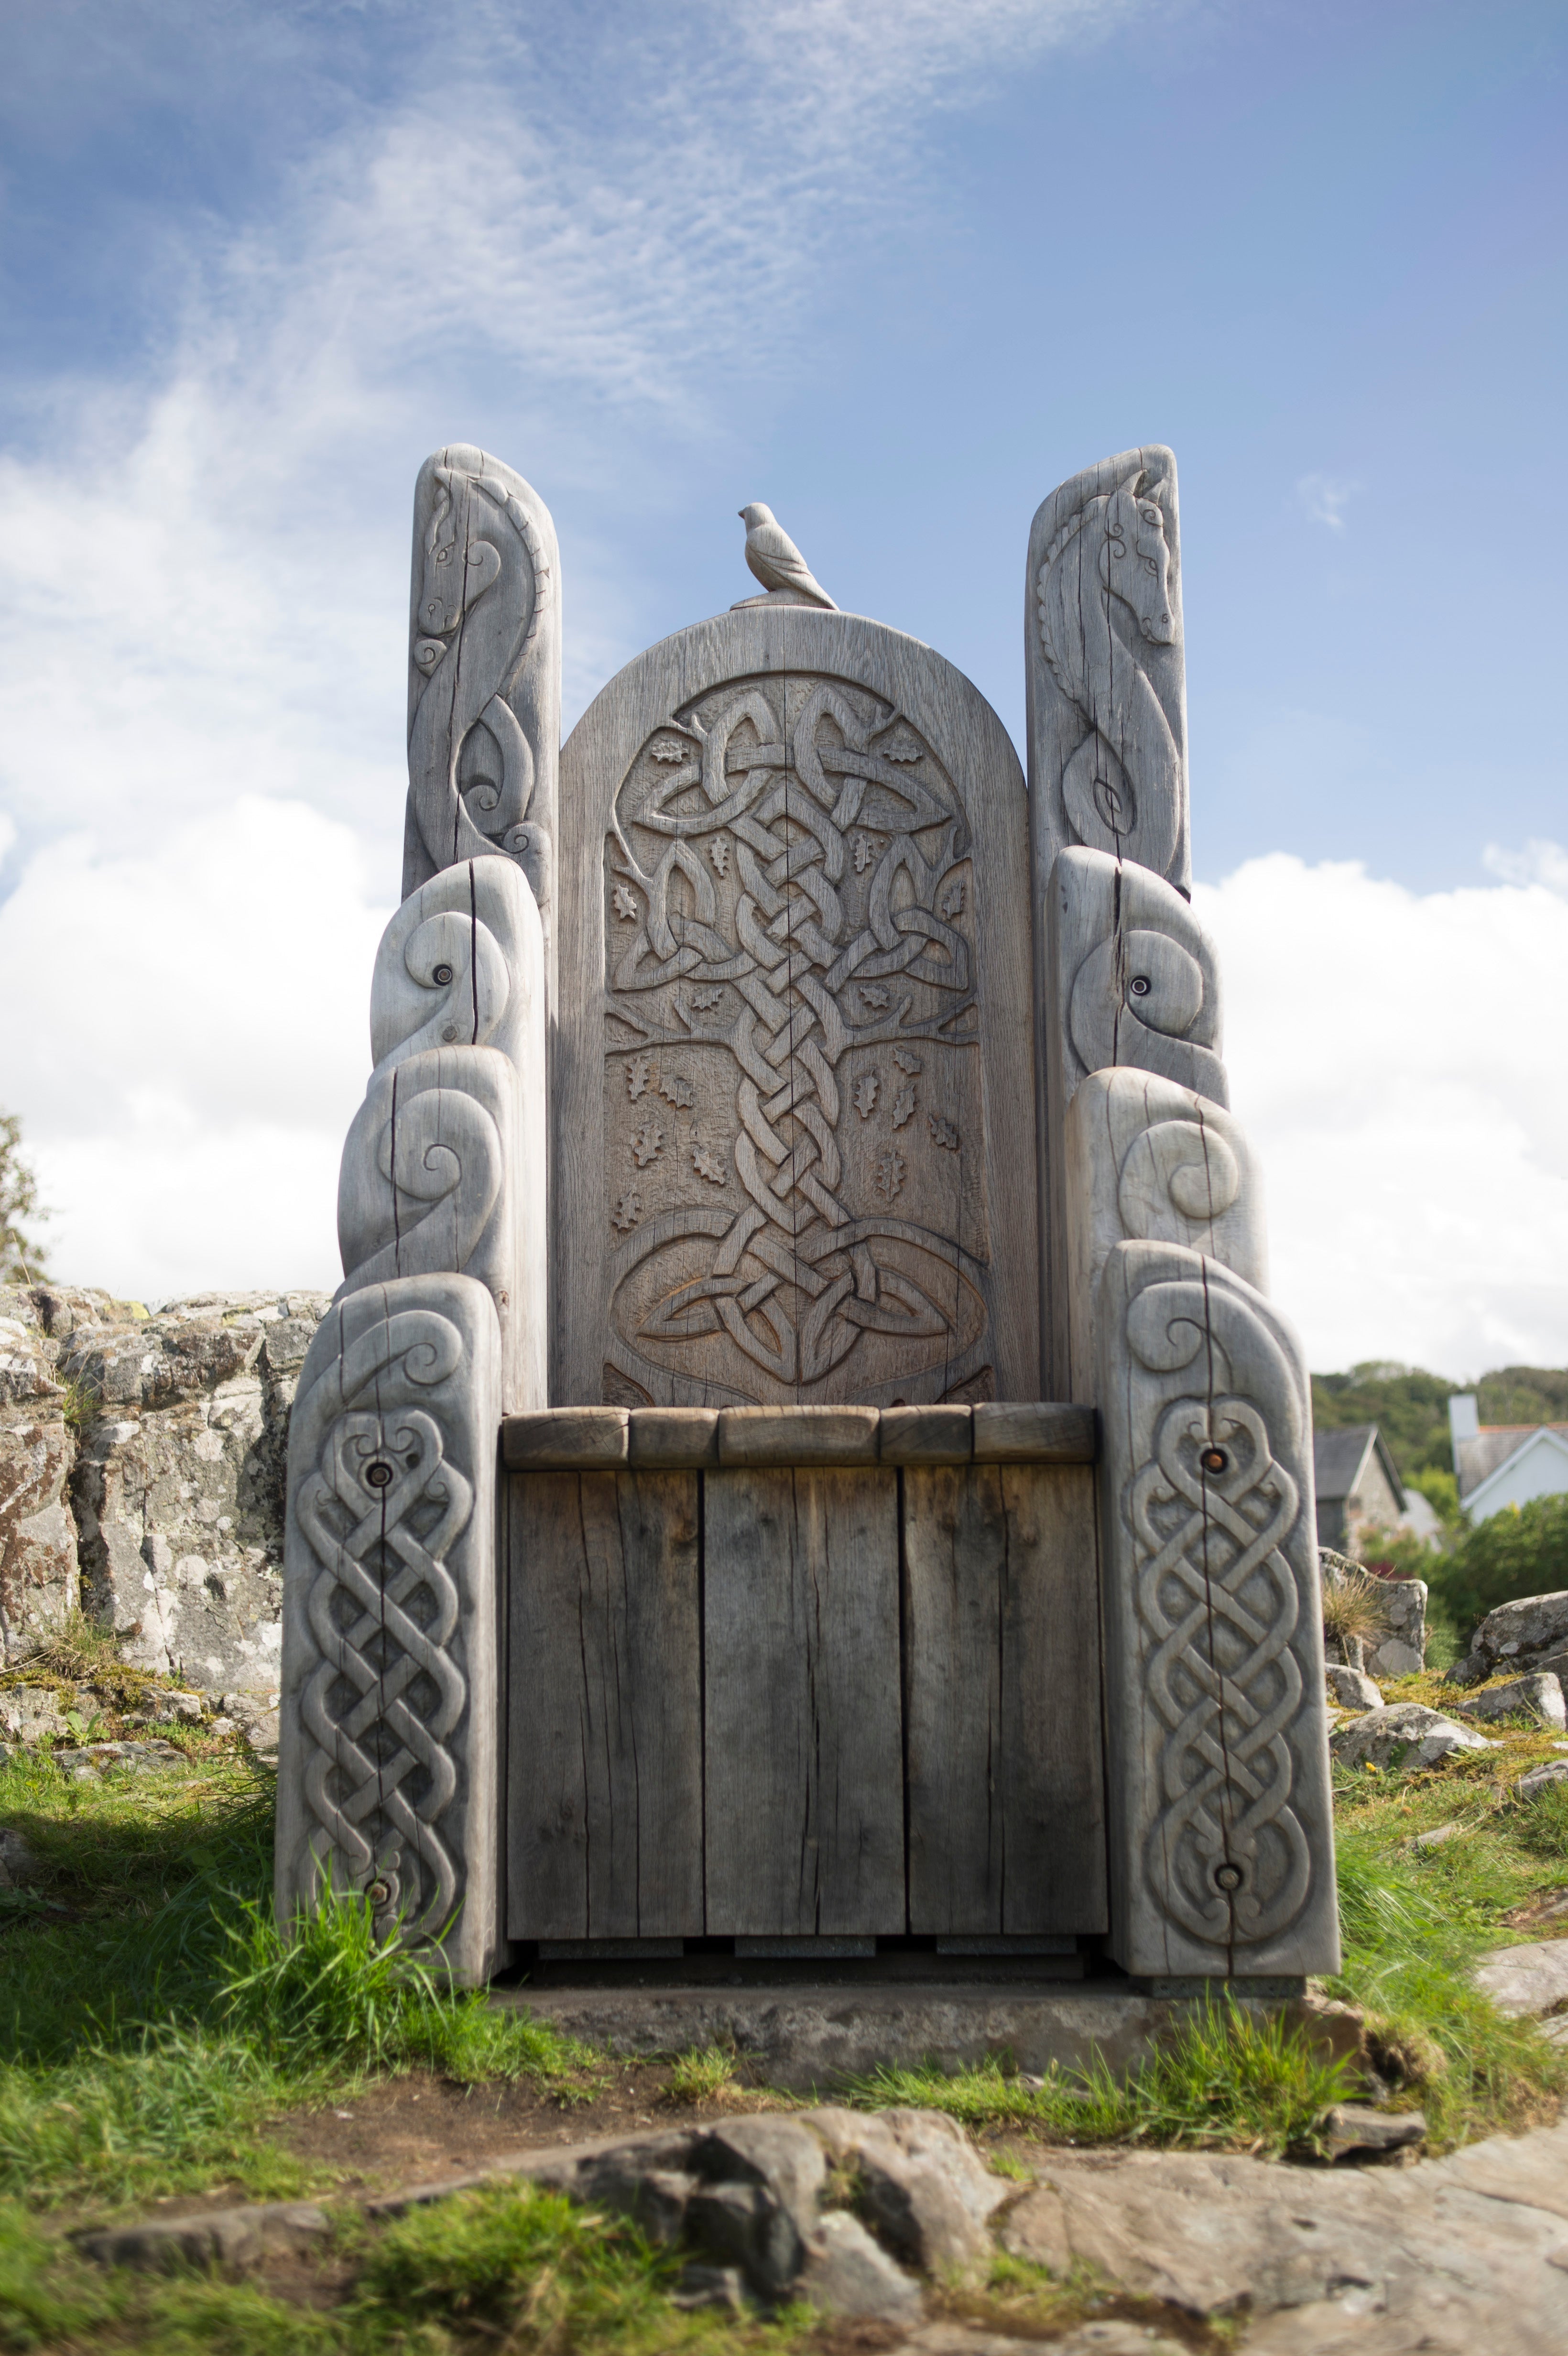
[275,445,1340,1994]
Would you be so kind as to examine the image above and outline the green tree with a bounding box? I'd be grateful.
[1428,1493,1568,1646]
[0,1106,50,1282]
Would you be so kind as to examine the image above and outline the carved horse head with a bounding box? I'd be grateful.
[415,470,502,646]
[1101,471,1176,645]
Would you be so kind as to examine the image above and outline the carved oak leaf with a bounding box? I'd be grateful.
[859,983,890,1012]
[612,883,641,921]
[928,1114,960,1150]
[630,1120,664,1168]
[691,986,724,1011]
[892,1047,923,1074]
[852,832,881,874]
[853,1072,879,1119]
[877,723,924,763]
[659,1072,694,1108]
[650,740,687,764]
[611,1192,642,1231]
[692,1145,727,1185]
[626,1056,651,1100]
[939,877,966,919]
[891,1085,915,1129]
[873,1148,906,1202]
[709,835,730,877]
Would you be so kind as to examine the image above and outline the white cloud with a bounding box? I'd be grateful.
[0,0,1160,1299]
[1296,471,1357,532]
[0,797,389,1298]
[1195,848,1568,1378]
[1482,837,1568,895]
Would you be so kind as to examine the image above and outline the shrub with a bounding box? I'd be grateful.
[1428,1493,1568,1645]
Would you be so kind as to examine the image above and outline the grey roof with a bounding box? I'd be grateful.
[1313,1423,1405,1509]
[1457,1423,1568,1499]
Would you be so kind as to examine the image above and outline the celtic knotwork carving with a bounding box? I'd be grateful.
[1129,1393,1310,1948]
[602,672,990,1401]
[295,1405,471,1943]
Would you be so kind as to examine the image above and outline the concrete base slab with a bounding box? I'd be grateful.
[492,1980,1361,2093]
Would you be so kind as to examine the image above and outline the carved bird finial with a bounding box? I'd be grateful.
[738,503,837,609]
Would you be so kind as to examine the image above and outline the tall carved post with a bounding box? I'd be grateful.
[402,446,561,1013]
[1031,448,1337,1981]
[278,454,557,1983]
[1097,1245,1338,1981]
[274,1278,505,1985]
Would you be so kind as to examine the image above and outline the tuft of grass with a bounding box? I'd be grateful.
[1320,1557,1392,1655]
[664,2045,739,2106]
[848,1996,1354,2158]
[347,2178,685,2346]
[0,1756,599,2207]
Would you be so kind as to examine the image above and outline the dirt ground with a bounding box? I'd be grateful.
[269,2059,783,2194]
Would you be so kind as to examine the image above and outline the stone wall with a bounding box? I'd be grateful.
[0,1286,329,1692]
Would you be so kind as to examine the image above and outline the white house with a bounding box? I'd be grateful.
[1449,1395,1568,1522]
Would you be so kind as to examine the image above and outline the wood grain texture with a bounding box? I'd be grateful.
[1097,1240,1339,1979]
[878,1404,972,1463]
[716,1406,880,1466]
[336,1046,537,1413]
[903,1462,1107,1935]
[703,1465,904,1934]
[507,1468,701,1939]
[1065,1070,1266,1406]
[1039,844,1228,1397]
[402,449,560,1016]
[972,1402,1096,1463]
[275,1275,505,1985]
[627,1408,720,1467]
[1024,446,1189,900]
[503,1408,629,1468]
[555,608,1039,1411]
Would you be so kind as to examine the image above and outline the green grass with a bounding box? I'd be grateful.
[0,2183,809,2355]
[0,1678,1564,2348]
[0,1752,598,2213]
[846,1994,1356,2158]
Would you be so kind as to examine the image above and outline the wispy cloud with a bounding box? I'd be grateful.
[1482,837,1568,895]
[1295,470,1357,532]
[0,0,1160,1295]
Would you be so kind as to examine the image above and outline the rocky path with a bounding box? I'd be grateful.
[83,2108,1568,2353]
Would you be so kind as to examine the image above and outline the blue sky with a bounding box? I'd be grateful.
[0,0,1565,1373]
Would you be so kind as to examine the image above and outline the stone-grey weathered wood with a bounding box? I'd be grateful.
[402,450,560,1010]
[904,1462,1107,1934]
[507,1468,702,1939]
[878,1405,972,1463]
[371,855,544,1086]
[275,1275,504,1985]
[503,1408,629,1468]
[704,1466,904,1934]
[1097,1239,1339,1979]
[971,1402,1096,1462]
[1065,1070,1265,1405]
[555,607,1039,1411]
[1025,446,1189,899]
[1040,844,1227,1396]
[626,1408,721,1467]
[716,1405,880,1466]
[336,1045,535,1412]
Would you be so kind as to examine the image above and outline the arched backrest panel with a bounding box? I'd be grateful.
[553,608,1040,1407]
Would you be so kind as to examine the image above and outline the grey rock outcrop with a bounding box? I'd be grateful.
[1452,1672,1566,1731]
[1447,1589,1568,1691]
[1325,1663,1383,1711]
[1329,1702,1498,1772]
[0,1285,329,1691]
